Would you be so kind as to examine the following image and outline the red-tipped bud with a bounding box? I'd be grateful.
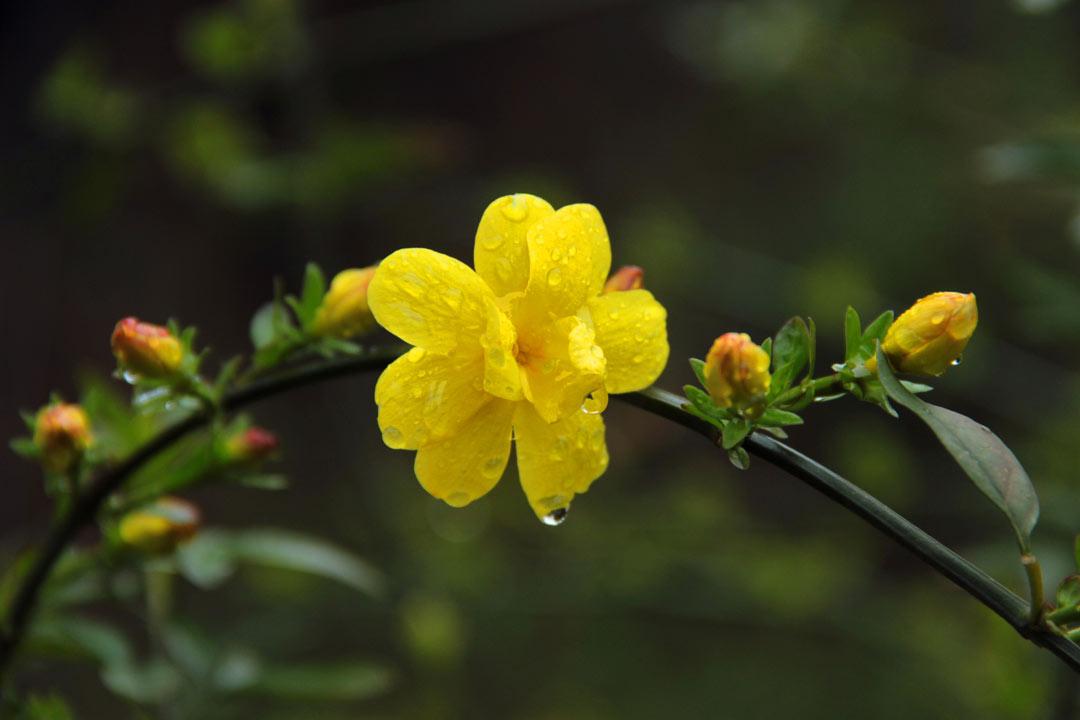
[224,426,280,463]
[33,403,93,474]
[603,265,645,293]
[111,317,184,379]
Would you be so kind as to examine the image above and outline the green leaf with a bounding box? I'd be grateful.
[861,310,894,344]
[10,437,38,460]
[759,337,772,360]
[296,262,327,328]
[1057,574,1080,609]
[758,408,804,427]
[844,306,862,362]
[251,661,394,702]
[27,615,132,667]
[233,529,384,597]
[176,531,239,590]
[805,317,817,379]
[1075,535,1080,570]
[770,318,811,398]
[688,357,707,387]
[721,419,751,450]
[877,346,1039,551]
[238,473,289,490]
[900,380,933,394]
[727,446,750,470]
[102,658,182,704]
[21,694,74,720]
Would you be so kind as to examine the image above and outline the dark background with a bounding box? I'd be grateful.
[4,0,1080,717]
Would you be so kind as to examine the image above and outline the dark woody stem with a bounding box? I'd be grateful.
[2,348,1078,683]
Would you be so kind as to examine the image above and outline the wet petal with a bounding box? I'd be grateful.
[368,248,494,353]
[415,398,515,507]
[374,347,488,449]
[523,204,612,318]
[518,315,606,423]
[588,289,669,393]
[480,296,523,401]
[473,194,555,297]
[513,403,608,520]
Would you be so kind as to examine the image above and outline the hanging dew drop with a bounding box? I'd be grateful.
[541,507,569,526]
[951,355,963,367]
[500,195,529,222]
[122,370,140,385]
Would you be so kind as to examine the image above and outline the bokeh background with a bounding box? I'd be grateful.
[4,0,1080,717]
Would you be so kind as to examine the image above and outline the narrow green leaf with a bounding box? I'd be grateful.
[900,380,933,394]
[10,437,38,459]
[688,357,708,387]
[249,302,290,350]
[22,693,74,720]
[297,262,327,327]
[101,659,182,703]
[805,316,817,380]
[844,306,862,362]
[877,346,1039,551]
[251,661,394,702]
[758,408,804,427]
[727,446,750,470]
[233,529,384,597]
[861,310,894,344]
[760,337,772,359]
[721,419,751,450]
[1075,534,1080,570]
[814,392,846,403]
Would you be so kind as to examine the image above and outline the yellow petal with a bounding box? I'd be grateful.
[588,289,669,394]
[518,315,606,423]
[480,296,523,401]
[513,403,609,521]
[473,194,555,297]
[523,204,612,318]
[374,347,488,449]
[368,248,494,353]
[415,398,515,507]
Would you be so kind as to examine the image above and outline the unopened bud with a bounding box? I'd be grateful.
[603,265,644,293]
[704,333,771,418]
[870,292,977,376]
[310,267,378,339]
[33,403,92,474]
[223,426,279,463]
[111,317,184,379]
[118,496,200,555]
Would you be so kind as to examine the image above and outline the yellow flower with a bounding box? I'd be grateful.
[33,403,93,474]
[703,333,771,418]
[119,496,200,555]
[310,267,378,339]
[368,194,669,522]
[111,317,183,379]
[869,291,977,376]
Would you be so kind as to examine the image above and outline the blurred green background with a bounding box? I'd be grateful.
[4,0,1080,717]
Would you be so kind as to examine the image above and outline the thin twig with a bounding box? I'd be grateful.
[2,348,1078,684]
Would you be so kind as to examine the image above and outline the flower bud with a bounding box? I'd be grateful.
[704,333,771,417]
[33,403,93,474]
[118,496,200,555]
[603,265,645,293]
[310,267,378,339]
[223,426,279,463]
[871,292,977,376]
[111,317,184,379]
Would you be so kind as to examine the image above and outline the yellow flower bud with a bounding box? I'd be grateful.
[111,317,184,379]
[603,265,644,293]
[310,267,378,339]
[872,292,977,376]
[33,403,92,474]
[704,333,771,417]
[118,497,200,555]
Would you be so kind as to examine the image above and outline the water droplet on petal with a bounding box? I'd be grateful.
[446,491,471,507]
[500,195,529,222]
[541,507,569,526]
[481,232,505,250]
[546,268,563,287]
[443,287,463,311]
[631,354,644,364]
[495,257,513,281]
[482,456,504,479]
[382,426,404,447]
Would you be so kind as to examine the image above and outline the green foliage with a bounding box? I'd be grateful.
[177,528,383,596]
[768,316,813,400]
[877,346,1039,551]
